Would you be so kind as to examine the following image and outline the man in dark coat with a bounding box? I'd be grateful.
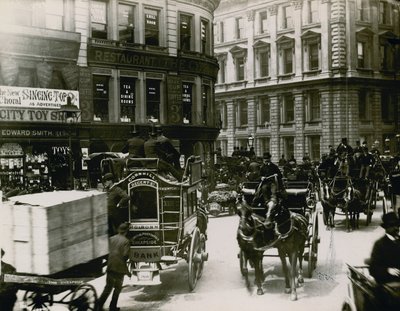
[0,249,18,311]
[104,173,129,236]
[155,125,181,169]
[97,223,131,311]
[369,212,400,309]
[122,127,145,158]
[260,152,283,188]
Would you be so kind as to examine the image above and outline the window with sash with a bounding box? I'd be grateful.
[145,8,160,46]
[45,0,64,30]
[356,0,369,22]
[236,17,244,39]
[282,94,294,123]
[381,92,395,122]
[308,0,319,24]
[182,82,193,124]
[358,89,371,121]
[201,19,210,54]
[146,79,160,121]
[306,90,320,121]
[259,11,268,34]
[237,99,248,127]
[259,96,270,127]
[118,3,135,43]
[282,6,293,29]
[91,0,108,39]
[180,14,192,51]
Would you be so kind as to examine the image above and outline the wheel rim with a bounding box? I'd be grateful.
[69,284,97,311]
[188,227,201,291]
[197,233,206,279]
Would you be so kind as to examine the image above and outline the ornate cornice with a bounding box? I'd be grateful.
[178,0,221,12]
[291,0,303,10]
[247,10,255,21]
[268,5,277,16]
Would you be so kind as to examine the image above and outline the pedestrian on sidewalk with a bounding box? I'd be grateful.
[97,223,131,311]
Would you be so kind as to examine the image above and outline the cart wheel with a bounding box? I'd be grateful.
[23,291,54,311]
[197,233,207,279]
[188,227,206,291]
[382,196,388,215]
[239,250,248,276]
[68,283,97,311]
[366,187,375,226]
[307,212,319,278]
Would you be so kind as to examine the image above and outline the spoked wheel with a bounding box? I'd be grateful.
[366,187,376,226]
[23,291,54,310]
[197,233,207,279]
[307,212,319,278]
[382,195,388,215]
[68,283,97,311]
[188,227,207,291]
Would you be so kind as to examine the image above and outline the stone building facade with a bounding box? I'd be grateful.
[214,0,400,162]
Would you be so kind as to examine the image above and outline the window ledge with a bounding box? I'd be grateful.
[356,68,373,74]
[277,73,295,81]
[255,76,271,83]
[281,122,295,128]
[302,22,321,30]
[303,69,321,77]
[306,121,321,125]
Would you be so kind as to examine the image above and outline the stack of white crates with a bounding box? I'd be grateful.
[0,190,109,275]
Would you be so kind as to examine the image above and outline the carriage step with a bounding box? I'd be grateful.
[161,256,178,263]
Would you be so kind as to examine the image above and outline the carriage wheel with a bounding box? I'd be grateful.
[197,233,207,280]
[23,291,53,311]
[188,227,204,291]
[307,212,319,278]
[366,187,376,226]
[382,196,388,215]
[239,250,248,276]
[68,283,97,311]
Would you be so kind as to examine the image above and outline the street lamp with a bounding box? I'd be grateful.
[247,134,254,148]
[59,96,81,189]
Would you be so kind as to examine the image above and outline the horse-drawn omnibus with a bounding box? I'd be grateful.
[113,156,208,291]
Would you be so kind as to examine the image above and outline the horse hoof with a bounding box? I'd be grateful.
[290,293,298,301]
[257,288,264,295]
[298,276,304,284]
[285,288,291,294]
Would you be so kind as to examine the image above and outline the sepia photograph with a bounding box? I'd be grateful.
[0,0,400,310]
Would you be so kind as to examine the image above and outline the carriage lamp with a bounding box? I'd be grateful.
[247,134,254,148]
[59,96,81,190]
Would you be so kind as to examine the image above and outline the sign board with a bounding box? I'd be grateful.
[167,75,182,124]
[0,86,80,123]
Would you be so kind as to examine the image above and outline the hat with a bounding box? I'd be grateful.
[341,137,347,143]
[118,222,129,233]
[381,212,400,229]
[263,152,272,159]
[103,173,114,182]
[362,141,367,145]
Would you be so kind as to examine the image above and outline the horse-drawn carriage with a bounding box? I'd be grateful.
[235,169,320,300]
[342,264,400,311]
[111,156,208,291]
[319,151,390,231]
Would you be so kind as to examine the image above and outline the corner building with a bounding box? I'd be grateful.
[214,0,400,162]
[0,0,221,191]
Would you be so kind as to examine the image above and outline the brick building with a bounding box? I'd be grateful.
[214,0,400,162]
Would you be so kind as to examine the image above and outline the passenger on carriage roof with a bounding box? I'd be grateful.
[122,126,145,158]
[336,137,354,157]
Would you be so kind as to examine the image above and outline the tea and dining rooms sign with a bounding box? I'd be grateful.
[0,85,80,122]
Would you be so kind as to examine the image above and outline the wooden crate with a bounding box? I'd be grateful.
[0,190,108,275]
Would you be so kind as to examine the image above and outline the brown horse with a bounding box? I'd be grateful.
[236,186,309,300]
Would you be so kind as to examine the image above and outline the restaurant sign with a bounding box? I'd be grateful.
[0,86,80,122]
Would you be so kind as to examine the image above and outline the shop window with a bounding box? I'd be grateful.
[91,0,108,39]
[146,79,160,122]
[201,19,210,54]
[236,17,244,39]
[308,0,319,24]
[180,14,193,51]
[282,5,293,30]
[359,89,371,121]
[356,0,369,22]
[182,82,193,124]
[305,90,320,121]
[259,11,268,34]
[93,75,109,122]
[309,136,320,160]
[45,0,64,30]
[120,77,135,122]
[145,8,160,46]
[381,92,395,122]
[379,1,391,25]
[202,84,210,125]
[259,96,270,128]
[118,3,135,43]
[282,93,294,123]
[237,99,247,127]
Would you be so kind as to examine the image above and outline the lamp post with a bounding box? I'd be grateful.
[59,97,81,190]
[396,133,400,154]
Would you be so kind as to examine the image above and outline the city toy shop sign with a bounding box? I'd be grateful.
[0,86,80,122]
